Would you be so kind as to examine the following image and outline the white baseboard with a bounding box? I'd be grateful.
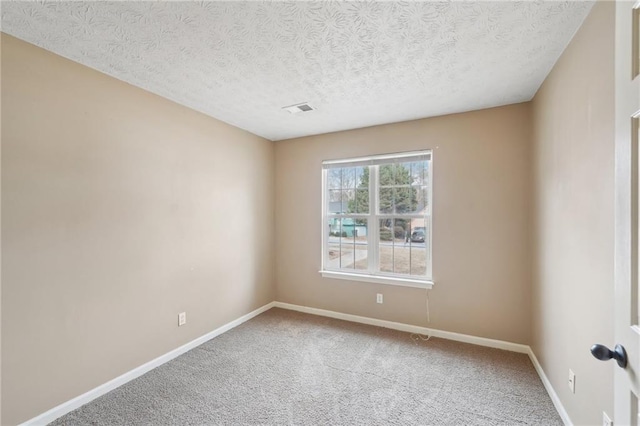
[21,300,571,426]
[20,301,276,426]
[273,301,530,354]
[528,348,572,426]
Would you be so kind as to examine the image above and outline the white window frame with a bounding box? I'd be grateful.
[320,150,434,289]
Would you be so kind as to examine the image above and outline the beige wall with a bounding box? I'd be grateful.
[531,2,615,425]
[1,34,275,425]
[275,103,532,344]
[0,32,3,426]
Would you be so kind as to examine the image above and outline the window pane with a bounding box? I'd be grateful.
[394,218,410,241]
[341,189,354,214]
[327,218,369,271]
[355,166,367,188]
[392,218,411,274]
[327,241,353,269]
[409,221,428,276]
[410,161,426,185]
[328,169,341,189]
[393,162,411,185]
[378,218,427,277]
[397,161,419,214]
[395,187,415,214]
[378,219,408,274]
[378,162,422,215]
[327,221,352,269]
[327,217,341,270]
[409,220,426,248]
[339,226,353,269]
[342,167,356,189]
[328,190,342,214]
[378,219,394,273]
[354,189,369,214]
[424,161,430,186]
[353,218,369,270]
[417,186,429,215]
[410,244,427,276]
[379,164,394,186]
[379,187,393,214]
[352,166,369,214]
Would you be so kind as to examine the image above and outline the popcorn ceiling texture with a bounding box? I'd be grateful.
[1,1,593,141]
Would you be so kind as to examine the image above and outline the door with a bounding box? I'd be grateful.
[615,0,640,424]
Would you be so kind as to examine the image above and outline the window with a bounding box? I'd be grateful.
[321,151,433,288]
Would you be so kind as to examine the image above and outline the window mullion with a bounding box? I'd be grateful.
[369,165,378,273]
[322,168,328,270]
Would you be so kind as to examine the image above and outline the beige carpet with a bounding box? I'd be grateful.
[51,308,561,425]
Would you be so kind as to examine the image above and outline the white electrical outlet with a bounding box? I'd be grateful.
[568,369,575,393]
[178,312,187,326]
[603,411,612,426]
[376,293,383,304]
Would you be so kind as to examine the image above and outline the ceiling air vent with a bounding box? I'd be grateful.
[282,102,315,114]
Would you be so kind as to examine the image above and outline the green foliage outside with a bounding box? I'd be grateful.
[379,228,393,241]
[378,164,418,214]
[347,164,418,215]
[347,165,418,236]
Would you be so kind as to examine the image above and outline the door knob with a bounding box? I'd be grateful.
[590,343,628,368]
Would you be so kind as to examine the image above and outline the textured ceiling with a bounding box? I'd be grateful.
[1,1,594,141]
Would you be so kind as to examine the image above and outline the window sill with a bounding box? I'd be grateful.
[319,270,434,289]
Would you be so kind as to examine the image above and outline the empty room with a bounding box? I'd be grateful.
[2,0,638,425]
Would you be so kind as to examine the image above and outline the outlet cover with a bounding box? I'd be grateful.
[376,294,383,304]
[568,369,575,393]
[178,312,187,326]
